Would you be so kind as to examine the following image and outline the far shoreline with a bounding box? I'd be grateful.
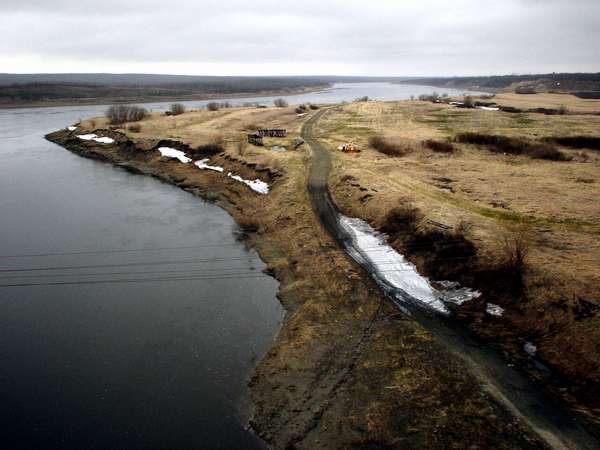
[0,84,332,110]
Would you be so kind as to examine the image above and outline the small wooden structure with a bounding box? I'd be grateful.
[248,133,264,146]
[257,129,287,138]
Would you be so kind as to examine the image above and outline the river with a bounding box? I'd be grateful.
[0,82,478,449]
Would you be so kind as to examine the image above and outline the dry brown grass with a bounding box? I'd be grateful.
[493,92,600,114]
[320,100,600,417]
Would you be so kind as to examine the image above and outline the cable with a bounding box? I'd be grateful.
[0,255,260,273]
[0,243,249,259]
[0,273,273,289]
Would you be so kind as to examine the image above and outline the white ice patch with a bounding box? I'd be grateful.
[195,158,224,172]
[476,106,500,111]
[338,216,480,314]
[158,147,191,164]
[339,216,445,313]
[486,303,504,316]
[524,342,537,356]
[93,136,115,144]
[77,134,98,141]
[76,134,114,144]
[67,126,77,131]
[227,172,269,195]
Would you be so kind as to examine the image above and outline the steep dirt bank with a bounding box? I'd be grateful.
[45,126,549,449]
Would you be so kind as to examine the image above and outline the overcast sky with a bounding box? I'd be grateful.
[1,0,599,76]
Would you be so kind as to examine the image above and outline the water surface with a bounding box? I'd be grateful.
[0,82,477,449]
[0,104,283,449]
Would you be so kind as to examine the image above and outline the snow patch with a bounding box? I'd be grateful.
[194,158,224,172]
[486,303,504,316]
[93,136,115,144]
[158,147,191,164]
[338,216,480,314]
[67,126,77,131]
[524,342,537,356]
[227,172,269,195]
[77,134,114,144]
[77,134,98,141]
[476,106,500,111]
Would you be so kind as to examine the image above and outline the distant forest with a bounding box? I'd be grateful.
[0,74,408,106]
[400,72,600,96]
[0,75,332,105]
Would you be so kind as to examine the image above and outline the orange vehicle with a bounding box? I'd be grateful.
[337,142,360,153]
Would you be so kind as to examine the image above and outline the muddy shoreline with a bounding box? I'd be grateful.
[45,127,555,449]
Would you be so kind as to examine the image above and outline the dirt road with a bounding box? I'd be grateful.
[302,108,598,450]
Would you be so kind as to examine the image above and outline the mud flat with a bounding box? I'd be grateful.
[45,106,566,449]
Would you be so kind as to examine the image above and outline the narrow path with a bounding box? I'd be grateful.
[302,108,598,450]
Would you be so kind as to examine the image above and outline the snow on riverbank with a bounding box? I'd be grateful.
[227,172,269,195]
[77,134,115,144]
[338,215,480,314]
[486,303,504,316]
[68,126,77,131]
[195,158,224,172]
[158,147,191,164]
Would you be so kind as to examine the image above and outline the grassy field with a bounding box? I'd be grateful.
[492,92,600,114]
[70,95,600,435]
[315,95,600,420]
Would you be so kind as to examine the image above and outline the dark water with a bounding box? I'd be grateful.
[0,103,283,449]
[0,82,479,449]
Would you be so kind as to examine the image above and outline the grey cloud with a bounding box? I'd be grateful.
[1,0,598,75]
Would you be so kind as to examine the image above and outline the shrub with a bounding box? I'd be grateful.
[128,124,141,133]
[369,136,413,157]
[273,98,288,108]
[543,136,600,150]
[381,204,422,234]
[500,232,529,277]
[295,107,306,114]
[309,104,319,110]
[455,132,571,161]
[424,139,455,153]
[354,96,369,102]
[105,105,148,124]
[463,95,475,108]
[206,102,220,111]
[170,103,186,115]
[418,93,440,103]
[558,105,568,115]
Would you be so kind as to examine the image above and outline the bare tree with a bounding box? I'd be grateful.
[273,98,288,107]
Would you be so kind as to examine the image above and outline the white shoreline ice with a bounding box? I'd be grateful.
[227,172,269,195]
[338,215,480,314]
[158,147,191,164]
[195,158,224,172]
[68,126,77,131]
[77,134,115,144]
[524,342,537,356]
[476,106,500,111]
[486,303,504,316]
